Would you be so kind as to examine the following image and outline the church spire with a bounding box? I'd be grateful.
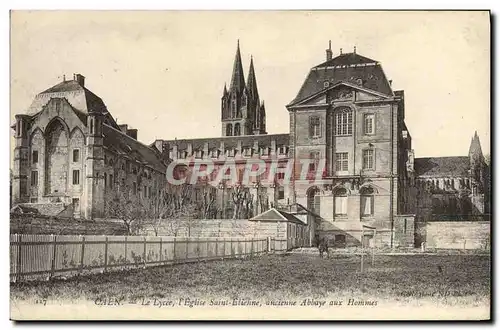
[229,39,245,94]
[469,131,484,159]
[246,55,259,98]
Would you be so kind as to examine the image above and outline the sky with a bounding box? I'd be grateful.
[10,11,490,163]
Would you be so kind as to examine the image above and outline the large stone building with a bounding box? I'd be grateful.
[11,41,489,247]
[11,74,168,219]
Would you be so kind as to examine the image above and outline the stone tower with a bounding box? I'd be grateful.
[221,41,266,136]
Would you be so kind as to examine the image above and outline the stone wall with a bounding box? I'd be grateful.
[425,221,490,250]
[140,219,286,238]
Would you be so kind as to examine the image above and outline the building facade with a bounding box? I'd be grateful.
[11,74,168,219]
[11,42,489,247]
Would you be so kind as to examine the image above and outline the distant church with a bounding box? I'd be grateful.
[11,41,489,248]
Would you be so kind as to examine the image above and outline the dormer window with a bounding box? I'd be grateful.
[278,145,288,155]
[324,81,330,88]
[226,148,236,157]
[195,150,204,159]
[243,147,253,157]
[260,147,270,156]
[210,149,220,158]
[402,130,408,139]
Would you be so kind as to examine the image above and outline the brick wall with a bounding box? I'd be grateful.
[425,221,490,250]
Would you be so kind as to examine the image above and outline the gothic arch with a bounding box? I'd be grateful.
[44,117,69,194]
[234,123,241,136]
[29,127,44,144]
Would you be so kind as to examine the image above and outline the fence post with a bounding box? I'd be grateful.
[267,237,271,253]
[143,237,147,268]
[173,237,177,263]
[251,239,254,257]
[79,235,85,275]
[104,236,109,273]
[124,236,128,269]
[159,237,163,265]
[230,238,234,258]
[15,234,21,282]
[215,238,219,258]
[50,234,57,279]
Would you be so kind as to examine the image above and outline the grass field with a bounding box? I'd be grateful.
[10,253,490,308]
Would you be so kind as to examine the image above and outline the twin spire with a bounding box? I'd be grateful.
[225,40,259,97]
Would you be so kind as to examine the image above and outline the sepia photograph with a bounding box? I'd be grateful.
[8,10,491,321]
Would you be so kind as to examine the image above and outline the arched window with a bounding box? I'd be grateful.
[334,187,348,216]
[226,123,233,136]
[360,186,374,217]
[334,107,353,136]
[234,123,241,136]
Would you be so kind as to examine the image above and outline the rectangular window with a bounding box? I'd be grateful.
[335,153,348,172]
[334,196,347,215]
[72,170,80,185]
[72,149,80,162]
[309,116,321,138]
[335,110,353,136]
[31,171,38,187]
[109,174,113,188]
[361,195,374,216]
[104,173,107,189]
[364,114,375,135]
[144,185,147,198]
[278,186,285,200]
[32,151,38,164]
[309,151,320,172]
[363,149,374,170]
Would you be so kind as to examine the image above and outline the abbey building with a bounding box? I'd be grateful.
[11,42,489,248]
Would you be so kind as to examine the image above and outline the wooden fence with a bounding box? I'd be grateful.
[10,234,291,283]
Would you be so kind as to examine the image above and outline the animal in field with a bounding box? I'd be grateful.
[318,237,330,259]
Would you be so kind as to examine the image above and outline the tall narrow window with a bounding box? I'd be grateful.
[360,186,375,217]
[334,108,353,136]
[104,173,107,189]
[73,149,80,162]
[133,182,137,195]
[309,151,320,172]
[234,123,241,136]
[363,149,374,170]
[226,123,233,136]
[109,174,113,188]
[72,170,80,185]
[32,150,38,164]
[89,118,94,134]
[364,114,375,135]
[334,188,348,216]
[335,152,348,172]
[31,171,38,187]
[309,116,321,138]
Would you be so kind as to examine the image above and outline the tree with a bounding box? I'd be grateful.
[104,187,144,235]
[230,185,253,219]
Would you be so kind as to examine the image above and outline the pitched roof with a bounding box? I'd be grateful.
[250,208,306,225]
[159,133,290,151]
[288,52,393,106]
[103,124,167,173]
[414,156,470,177]
[27,79,108,115]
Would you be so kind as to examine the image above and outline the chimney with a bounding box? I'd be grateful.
[126,128,138,140]
[118,124,128,134]
[325,40,332,61]
[74,73,85,87]
[340,48,343,55]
